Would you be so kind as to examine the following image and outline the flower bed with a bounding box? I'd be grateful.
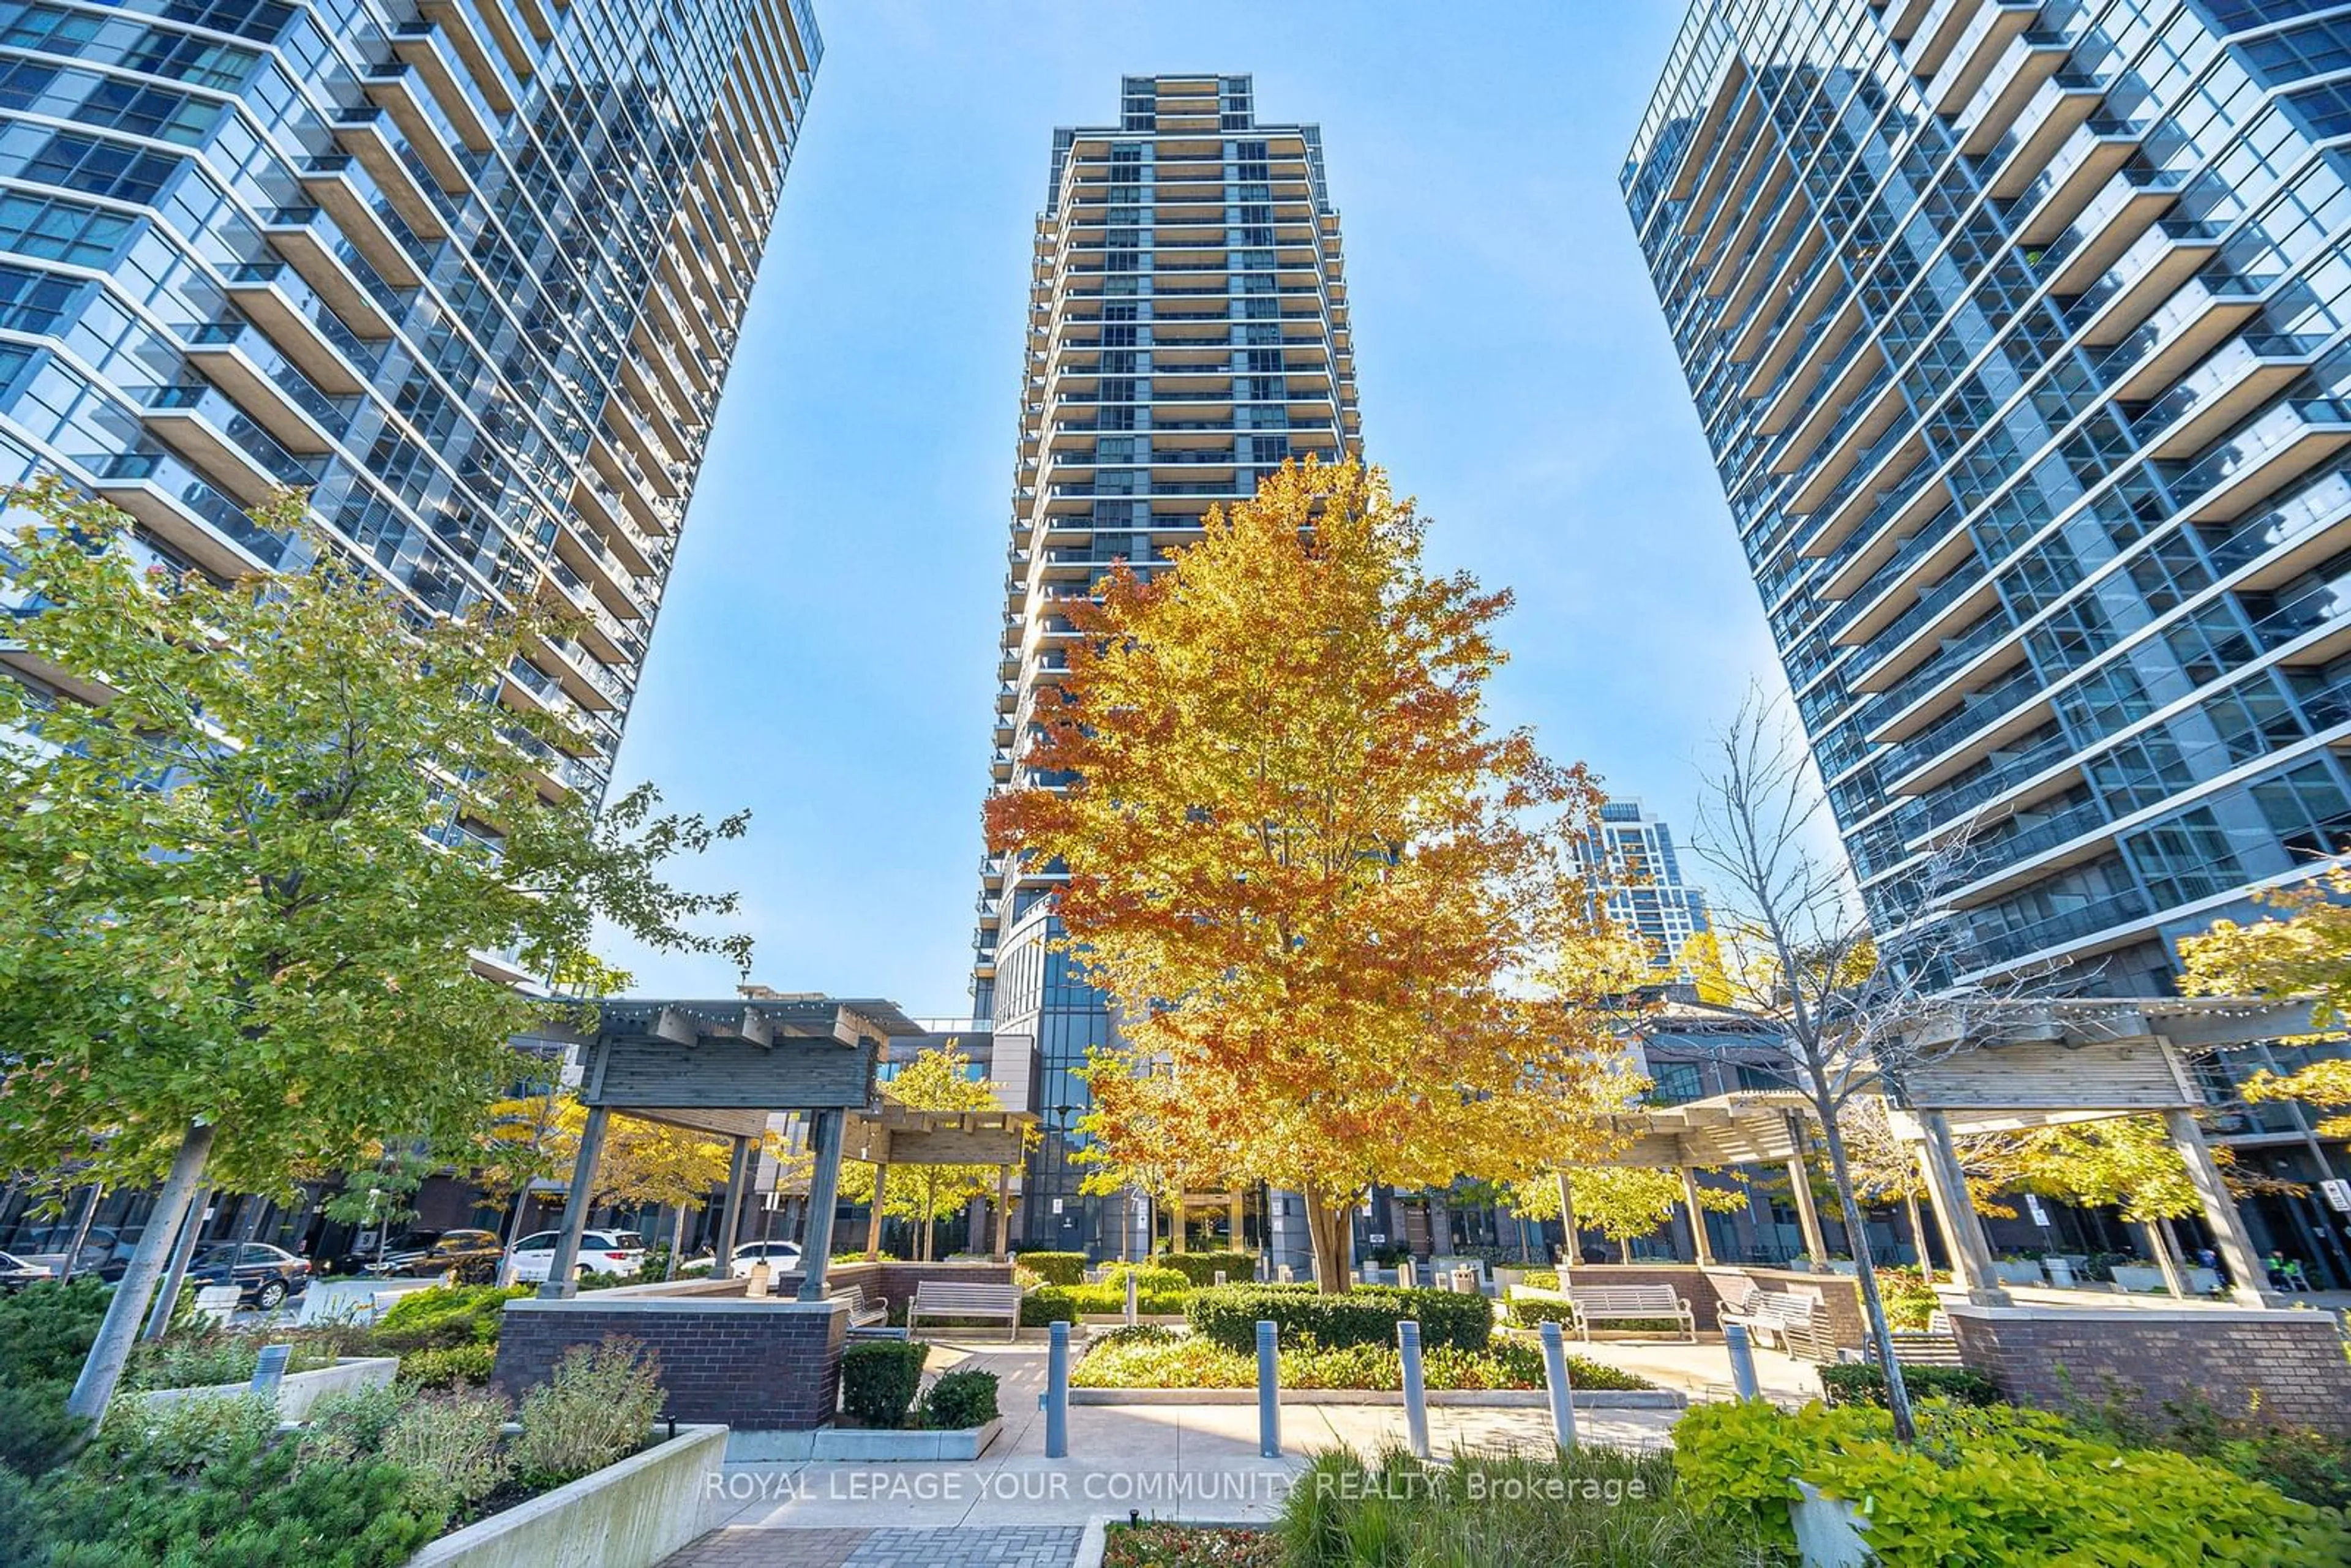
[1103,1520,1281,1567]
[1069,1324,1652,1393]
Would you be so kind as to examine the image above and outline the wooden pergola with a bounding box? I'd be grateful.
[536,994,929,1299]
[842,1105,1038,1262]
[1562,996,2328,1308]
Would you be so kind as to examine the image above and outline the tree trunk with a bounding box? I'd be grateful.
[70,1120,215,1422]
[1619,1237,1633,1263]
[143,1184,213,1342]
[1816,1099,1920,1444]
[1301,1188,1353,1294]
[495,1182,538,1288]
[58,1182,102,1286]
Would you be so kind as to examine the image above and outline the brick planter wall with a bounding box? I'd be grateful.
[1552,1264,1727,1330]
[494,1296,847,1431]
[1946,1305,2351,1436]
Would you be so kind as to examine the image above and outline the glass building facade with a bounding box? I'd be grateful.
[1624,0,2351,1272]
[0,0,819,841]
[973,73,1360,1255]
[1584,798,1715,972]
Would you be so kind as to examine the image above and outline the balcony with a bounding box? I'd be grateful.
[293,155,424,283]
[1983,72,2111,195]
[1801,425,1931,557]
[2101,274,2268,402]
[2042,165,2188,291]
[331,107,455,237]
[258,208,407,339]
[388,23,495,150]
[1913,728,2076,835]
[178,323,348,456]
[2201,467,2351,582]
[139,381,323,505]
[2068,217,2227,347]
[1902,0,1976,78]
[1944,795,2115,901]
[1847,558,1998,688]
[1927,2,2044,115]
[550,519,649,621]
[1962,885,2151,972]
[1958,32,2080,154]
[1832,505,1973,637]
[2012,120,2146,247]
[413,0,524,111]
[2168,397,2351,525]
[75,449,294,580]
[1777,355,1898,487]
[1879,667,2049,784]
[218,268,373,397]
[2138,333,2323,460]
[1822,492,1962,601]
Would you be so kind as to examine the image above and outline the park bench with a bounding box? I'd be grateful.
[1564,1284,1697,1341]
[1882,1308,1962,1367]
[830,1284,896,1337]
[906,1280,1022,1342]
[1722,1289,1826,1357]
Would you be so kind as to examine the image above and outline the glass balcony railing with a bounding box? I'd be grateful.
[1963,886,2151,969]
[76,448,304,567]
[2159,397,2351,512]
[2202,467,2351,576]
[1914,728,2072,830]
[1851,555,1989,676]
[1880,664,2044,783]
[1875,607,2014,716]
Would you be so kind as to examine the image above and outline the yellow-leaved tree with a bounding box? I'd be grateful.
[2181,868,2351,1135]
[984,459,1630,1292]
[839,1044,1026,1261]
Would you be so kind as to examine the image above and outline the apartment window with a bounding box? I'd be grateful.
[0,260,80,331]
[2241,16,2351,85]
[158,0,294,43]
[2254,758,2351,855]
[19,132,184,203]
[0,190,132,264]
[2198,1,2342,34]
[2284,81,2351,137]
[2123,809,2247,907]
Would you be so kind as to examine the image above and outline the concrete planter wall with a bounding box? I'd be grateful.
[1992,1261,2045,1286]
[134,1356,400,1423]
[1069,1387,1684,1408]
[408,1423,726,1568]
[727,1419,1005,1463]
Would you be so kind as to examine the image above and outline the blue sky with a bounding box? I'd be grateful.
[598,0,1785,1008]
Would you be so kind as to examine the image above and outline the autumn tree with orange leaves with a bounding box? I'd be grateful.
[985,459,1635,1292]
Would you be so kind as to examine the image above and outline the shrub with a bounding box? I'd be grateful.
[1021,1281,1190,1324]
[1150,1251,1256,1288]
[380,1389,511,1521]
[0,1380,85,1478]
[1517,1268,1560,1290]
[370,1285,531,1352]
[1106,1521,1281,1567]
[509,1337,663,1488]
[0,1278,108,1387]
[1817,1360,1999,1409]
[1012,1251,1088,1286]
[1097,1264,1191,1294]
[920,1369,1000,1430]
[394,1341,498,1392]
[1873,1267,1940,1333]
[2072,1387,2351,1512]
[1068,1333,1652,1393]
[1186,1284,1493,1354]
[1089,1323,1181,1350]
[1280,1443,1773,1567]
[1673,1399,2350,1566]
[124,1325,352,1392]
[839,1340,928,1428]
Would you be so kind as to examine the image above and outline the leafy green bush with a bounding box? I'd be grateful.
[124,1324,356,1392]
[920,1369,999,1430]
[369,1285,531,1352]
[380,1388,511,1521]
[1070,1332,1651,1393]
[1097,1264,1191,1294]
[509,1337,662,1488]
[1090,1323,1182,1350]
[1186,1283,1493,1354]
[1873,1267,1940,1333]
[1517,1268,1560,1290]
[2071,1387,2351,1512]
[1280,1443,1775,1568]
[0,1381,86,1480]
[1021,1281,1191,1324]
[1673,1399,2350,1566]
[0,1279,108,1387]
[1150,1251,1257,1287]
[1011,1251,1088,1286]
[1817,1360,1999,1409]
[394,1342,498,1391]
[840,1340,928,1428]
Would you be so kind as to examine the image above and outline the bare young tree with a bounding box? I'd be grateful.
[1690,690,2037,1443]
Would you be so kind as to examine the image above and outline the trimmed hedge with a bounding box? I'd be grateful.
[922,1369,1000,1430]
[1818,1360,2000,1409]
[1186,1284,1492,1354]
[842,1340,929,1428]
[1022,1283,1191,1324]
[370,1284,531,1352]
[1150,1251,1257,1287]
[1012,1251,1088,1286]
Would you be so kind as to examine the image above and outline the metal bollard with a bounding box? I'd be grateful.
[1124,1269,1138,1325]
[1213,1270,1227,1287]
[1278,1264,1294,1283]
[1400,1259,1417,1289]
[1256,1319,1281,1457]
[1538,1321,1579,1450]
[1397,1320,1430,1459]
[1361,1261,1378,1286]
[1725,1321,1760,1401]
[249,1343,291,1400]
[1043,1321,1070,1458]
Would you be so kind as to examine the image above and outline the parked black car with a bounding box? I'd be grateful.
[362,1228,504,1283]
[0,1250,54,1292]
[186,1242,311,1311]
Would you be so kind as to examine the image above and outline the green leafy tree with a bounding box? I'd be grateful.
[1509,1165,1747,1261]
[0,479,751,1420]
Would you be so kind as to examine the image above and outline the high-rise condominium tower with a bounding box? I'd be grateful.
[974,73,1361,1255]
[1586,799,1714,972]
[1625,1,2351,999]
[0,0,818,839]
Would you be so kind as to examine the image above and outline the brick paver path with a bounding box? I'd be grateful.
[665,1526,1084,1567]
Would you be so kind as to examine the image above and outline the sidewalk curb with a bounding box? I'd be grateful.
[1068,1388,1685,1408]
[1071,1517,1107,1568]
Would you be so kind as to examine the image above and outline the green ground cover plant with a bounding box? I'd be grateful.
[1674,1398,2349,1566]
[1186,1285,1493,1354]
[1815,1362,1999,1410]
[1149,1251,1258,1288]
[1068,1330,1652,1393]
[1103,1520,1281,1566]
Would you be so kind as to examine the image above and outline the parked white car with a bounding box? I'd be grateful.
[729,1240,803,1278]
[507,1229,648,1283]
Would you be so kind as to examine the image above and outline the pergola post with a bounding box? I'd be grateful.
[1554,1169,1578,1272]
[1914,1110,2008,1305]
[714,1135,753,1269]
[1785,1151,1830,1273]
[993,1165,1012,1261]
[1678,1166,1716,1266]
[797,1108,846,1302]
[541,1104,609,1299]
[2162,1108,2279,1307]
[1227,1193,1244,1248]
[864,1161,890,1261]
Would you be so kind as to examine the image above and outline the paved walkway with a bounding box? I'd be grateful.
[659,1338,1687,1565]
